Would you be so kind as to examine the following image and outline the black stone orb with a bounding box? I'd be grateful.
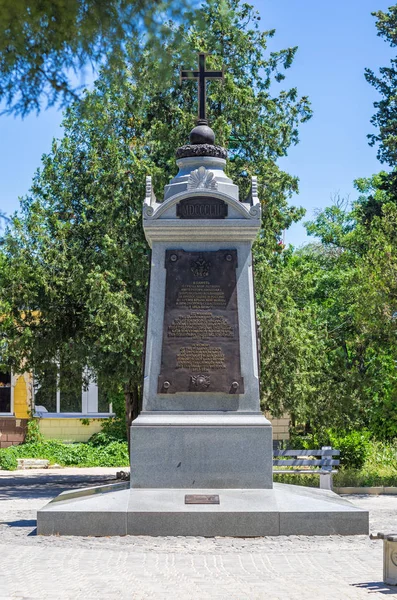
[189,124,215,145]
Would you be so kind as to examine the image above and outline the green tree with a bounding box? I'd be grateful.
[278,194,397,438]
[255,243,329,424]
[366,4,397,166]
[354,171,391,224]
[0,0,194,116]
[0,0,311,436]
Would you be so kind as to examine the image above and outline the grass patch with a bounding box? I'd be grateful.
[273,473,319,487]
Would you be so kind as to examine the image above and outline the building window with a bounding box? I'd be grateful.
[0,370,11,413]
[34,367,112,416]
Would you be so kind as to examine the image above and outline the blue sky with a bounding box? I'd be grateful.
[0,0,394,246]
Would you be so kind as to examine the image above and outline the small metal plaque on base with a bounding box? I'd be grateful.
[185,494,220,505]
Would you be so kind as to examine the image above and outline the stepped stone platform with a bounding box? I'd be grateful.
[37,481,369,537]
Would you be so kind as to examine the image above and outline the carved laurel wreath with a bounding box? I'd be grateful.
[187,166,218,191]
[191,375,210,390]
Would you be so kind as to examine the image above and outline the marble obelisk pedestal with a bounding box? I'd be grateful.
[37,142,368,537]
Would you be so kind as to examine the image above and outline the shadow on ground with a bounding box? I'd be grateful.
[351,582,397,595]
[3,519,37,527]
[0,473,118,500]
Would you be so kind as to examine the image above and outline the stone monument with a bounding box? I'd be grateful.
[130,51,272,492]
[37,53,368,537]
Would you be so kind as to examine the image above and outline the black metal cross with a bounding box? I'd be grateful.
[180,53,224,124]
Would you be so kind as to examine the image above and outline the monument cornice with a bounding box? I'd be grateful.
[143,178,261,222]
[142,219,261,247]
[132,413,270,427]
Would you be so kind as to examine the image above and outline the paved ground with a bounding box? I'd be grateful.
[0,467,397,599]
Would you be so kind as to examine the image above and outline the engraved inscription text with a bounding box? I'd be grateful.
[168,313,233,339]
[176,281,226,309]
[176,344,226,370]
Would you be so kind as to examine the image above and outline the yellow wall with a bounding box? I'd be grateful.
[39,418,105,442]
[14,374,31,419]
[265,412,290,442]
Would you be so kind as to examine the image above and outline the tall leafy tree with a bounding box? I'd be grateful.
[0,0,194,116]
[0,0,311,434]
[272,194,397,438]
[366,4,397,166]
[354,171,391,224]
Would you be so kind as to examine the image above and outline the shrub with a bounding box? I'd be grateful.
[0,439,129,469]
[0,448,18,471]
[24,418,44,444]
[89,418,126,446]
[289,428,371,469]
[89,387,127,446]
[328,430,371,470]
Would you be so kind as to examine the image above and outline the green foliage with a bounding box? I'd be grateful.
[328,430,371,470]
[0,439,129,468]
[0,0,194,116]
[0,0,311,423]
[88,428,126,446]
[333,439,397,487]
[90,388,127,445]
[0,447,18,471]
[89,418,127,446]
[273,473,319,488]
[108,388,127,420]
[274,439,397,488]
[365,4,397,166]
[260,189,397,436]
[367,439,397,470]
[24,419,44,444]
[354,172,392,224]
[289,429,371,470]
[333,469,397,488]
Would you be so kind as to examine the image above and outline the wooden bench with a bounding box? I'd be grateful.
[273,446,340,490]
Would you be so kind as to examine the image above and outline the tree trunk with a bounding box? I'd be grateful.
[124,381,141,452]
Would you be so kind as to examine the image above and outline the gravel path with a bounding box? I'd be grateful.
[0,467,396,599]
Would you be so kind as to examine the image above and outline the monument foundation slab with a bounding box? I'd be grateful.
[37,482,369,537]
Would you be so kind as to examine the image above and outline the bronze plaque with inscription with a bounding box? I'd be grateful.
[157,249,244,394]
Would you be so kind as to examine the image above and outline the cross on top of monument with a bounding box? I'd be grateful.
[180,52,224,126]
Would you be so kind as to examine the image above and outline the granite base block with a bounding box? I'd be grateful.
[37,482,369,537]
[130,415,273,489]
